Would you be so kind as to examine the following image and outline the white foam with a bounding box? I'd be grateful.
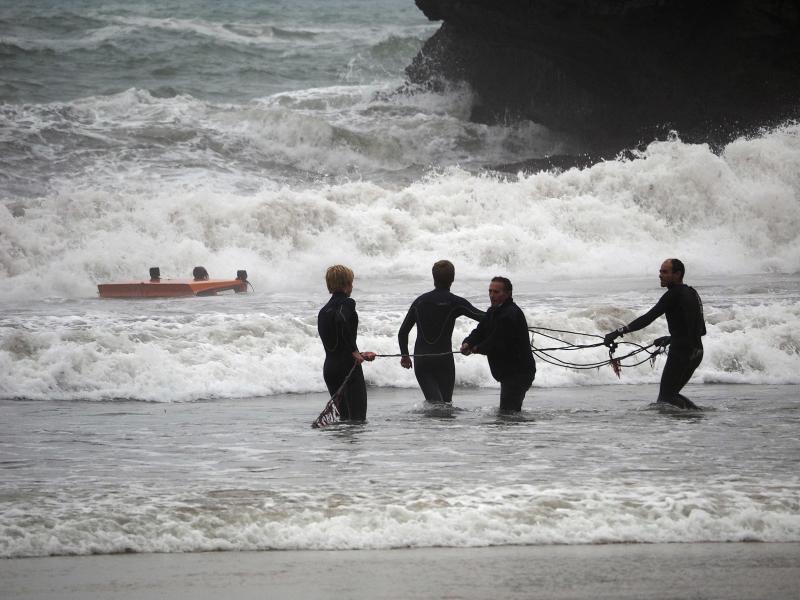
[1,288,799,402]
[108,16,302,47]
[3,96,800,397]
[2,481,798,557]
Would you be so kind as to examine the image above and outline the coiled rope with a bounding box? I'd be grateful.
[528,326,665,376]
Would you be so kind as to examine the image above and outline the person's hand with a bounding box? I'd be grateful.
[361,351,376,362]
[604,328,624,347]
[352,351,365,364]
[400,355,412,369]
[460,342,472,355]
[653,336,671,348]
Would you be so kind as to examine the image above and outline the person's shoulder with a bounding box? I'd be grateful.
[418,288,457,303]
[449,291,474,304]
[408,290,431,307]
[660,284,693,306]
[330,294,355,310]
[661,286,681,299]
[499,300,525,320]
[679,284,702,302]
[494,301,516,317]
[419,289,439,301]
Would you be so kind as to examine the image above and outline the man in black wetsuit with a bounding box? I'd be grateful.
[460,277,536,413]
[317,265,375,421]
[604,258,706,410]
[398,260,485,404]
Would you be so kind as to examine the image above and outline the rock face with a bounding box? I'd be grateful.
[407,0,800,149]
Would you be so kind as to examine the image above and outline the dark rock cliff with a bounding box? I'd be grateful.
[406,0,800,150]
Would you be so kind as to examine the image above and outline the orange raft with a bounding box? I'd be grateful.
[98,267,249,298]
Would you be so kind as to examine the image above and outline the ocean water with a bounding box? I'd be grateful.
[1,0,800,558]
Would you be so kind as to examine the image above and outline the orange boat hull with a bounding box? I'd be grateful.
[98,279,247,298]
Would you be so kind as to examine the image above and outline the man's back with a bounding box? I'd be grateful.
[399,288,484,354]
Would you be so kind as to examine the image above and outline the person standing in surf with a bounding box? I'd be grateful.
[398,260,485,404]
[603,258,706,409]
[317,265,375,421]
[460,277,536,413]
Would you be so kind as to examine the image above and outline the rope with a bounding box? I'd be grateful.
[374,351,459,358]
[311,362,358,428]
[528,326,665,375]
[313,327,664,426]
[374,328,665,372]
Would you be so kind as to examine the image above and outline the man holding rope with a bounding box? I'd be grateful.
[398,260,485,404]
[461,277,536,413]
[603,258,706,410]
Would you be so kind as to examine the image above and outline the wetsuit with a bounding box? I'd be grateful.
[463,300,536,412]
[626,283,706,409]
[398,288,485,404]
[317,292,367,421]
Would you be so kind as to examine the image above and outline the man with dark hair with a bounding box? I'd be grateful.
[604,258,706,409]
[460,277,536,412]
[398,260,484,404]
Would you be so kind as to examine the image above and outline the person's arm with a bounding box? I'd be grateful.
[468,311,516,355]
[604,291,672,346]
[626,293,670,333]
[462,312,492,354]
[397,305,416,369]
[336,299,360,355]
[338,299,377,363]
[456,297,486,322]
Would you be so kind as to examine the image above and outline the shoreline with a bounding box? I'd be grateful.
[3,543,799,600]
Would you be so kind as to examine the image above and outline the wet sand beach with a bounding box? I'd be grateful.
[3,542,800,600]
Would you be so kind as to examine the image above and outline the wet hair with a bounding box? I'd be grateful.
[432,260,455,289]
[192,266,209,281]
[325,264,354,293]
[669,258,685,280]
[491,276,513,297]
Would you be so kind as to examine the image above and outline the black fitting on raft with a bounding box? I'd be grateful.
[193,266,209,281]
[236,270,248,281]
[149,267,160,281]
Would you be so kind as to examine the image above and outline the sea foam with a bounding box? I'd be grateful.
[2,481,799,557]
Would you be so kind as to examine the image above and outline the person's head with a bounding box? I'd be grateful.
[432,259,455,289]
[489,276,512,307]
[659,258,685,287]
[192,266,209,281]
[325,264,354,295]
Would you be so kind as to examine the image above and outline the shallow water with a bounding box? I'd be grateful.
[2,382,799,557]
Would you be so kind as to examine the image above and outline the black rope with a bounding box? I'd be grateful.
[371,327,665,373]
[374,351,459,358]
[528,326,665,372]
[311,362,359,428]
